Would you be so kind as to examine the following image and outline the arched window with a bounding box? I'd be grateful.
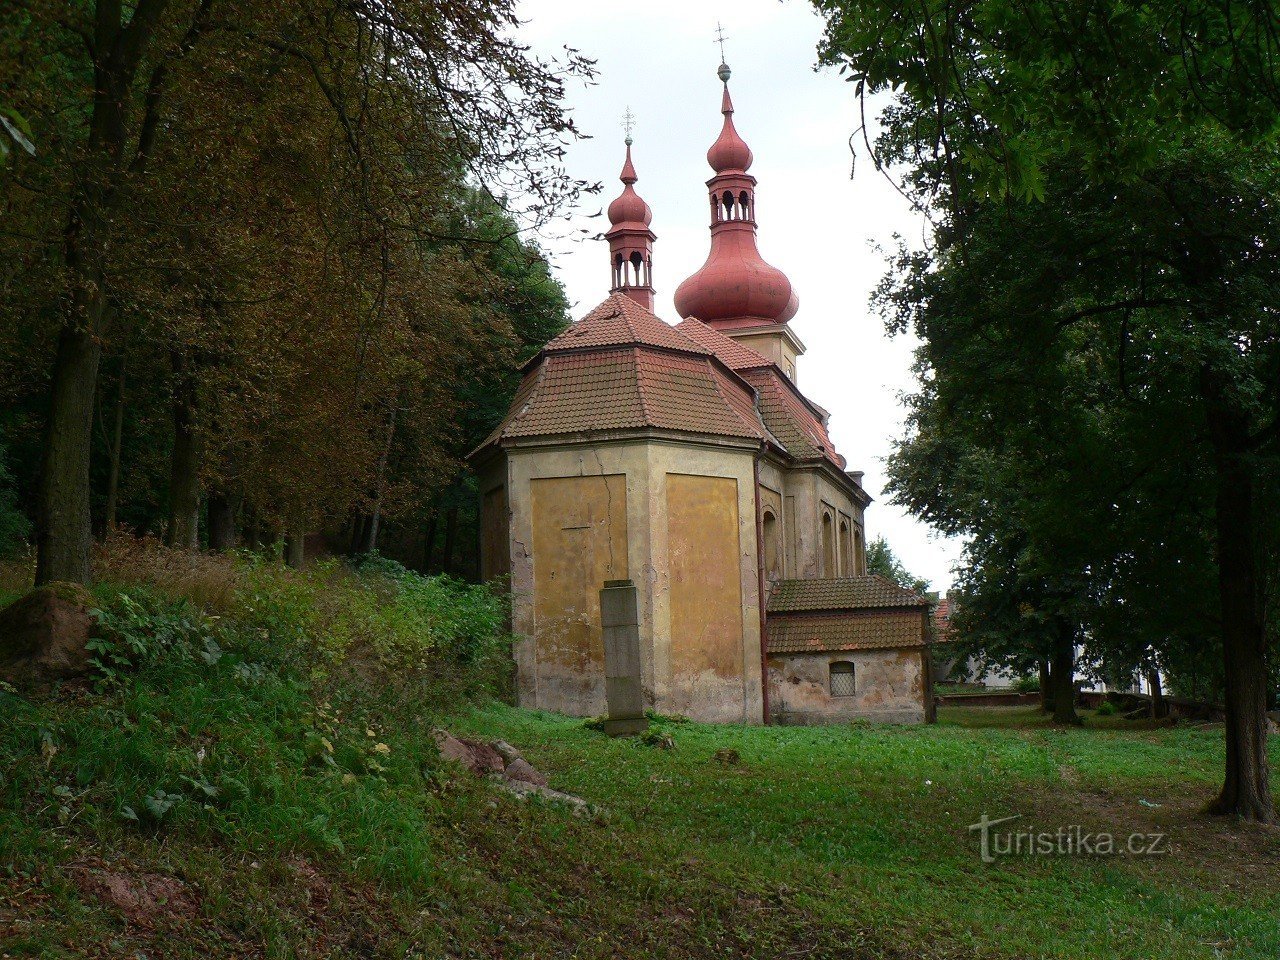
[821,513,835,577]
[629,250,643,285]
[739,190,751,219]
[722,190,735,220]
[762,509,780,580]
[839,520,851,576]
[613,252,624,288]
[830,661,855,697]
[854,529,865,576]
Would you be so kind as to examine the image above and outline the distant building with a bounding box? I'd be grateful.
[470,63,933,724]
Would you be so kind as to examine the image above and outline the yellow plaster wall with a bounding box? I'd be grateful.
[666,474,743,682]
[530,474,628,715]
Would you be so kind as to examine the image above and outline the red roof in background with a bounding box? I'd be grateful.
[741,368,845,468]
[932,597,954,640]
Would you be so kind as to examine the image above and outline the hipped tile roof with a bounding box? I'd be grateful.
[543,294,709,355]
[476,293,851,476]
[768,575,929,613]
[767,609,926,654]
[674,317,772,370]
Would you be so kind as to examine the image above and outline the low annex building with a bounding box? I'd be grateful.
[471,61,933,725]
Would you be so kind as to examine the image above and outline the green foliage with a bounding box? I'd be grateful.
[1096,700,1118,717]
[864,535,929,594]
[87,590,221,682]
[1014,674,1042,695]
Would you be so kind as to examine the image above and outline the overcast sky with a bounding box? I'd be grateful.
[515,0,963,592]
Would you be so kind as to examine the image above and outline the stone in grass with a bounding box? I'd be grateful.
[0,583,95,694]
[431,729,504,776]
[503,756,548,788]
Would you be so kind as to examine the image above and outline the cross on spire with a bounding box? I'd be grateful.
[714,22,729,65]
[622,107,635,145]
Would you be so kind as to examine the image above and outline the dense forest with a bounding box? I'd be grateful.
[0,0,583,580]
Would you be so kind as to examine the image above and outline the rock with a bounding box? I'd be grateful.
[492,739,522,764]
[430,729,505,776]
[713,748,741,766]
[494,778,597,818]
[0,583,94,693]
[503,757,548,787]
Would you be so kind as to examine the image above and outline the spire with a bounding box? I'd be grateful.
[674,63,798,330]
[605,122,656,312]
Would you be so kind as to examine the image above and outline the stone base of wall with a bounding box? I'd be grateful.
[771,707,925,726]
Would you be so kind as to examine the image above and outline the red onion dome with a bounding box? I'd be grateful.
[707,83,753,174]
[607,142,652,227]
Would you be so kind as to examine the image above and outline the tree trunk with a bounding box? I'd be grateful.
[36,323,103,585]
[422,507,438,572]
[102,351,127,537]
[1202,370,1274,822]
[442,504,459,576]
[1038,656,1051,712]
[359,401,398,555]
[35,1,170,584]
[165,350,201,550]
[1051,624,1080,726]
[207,490,237,551]
[1147,666,1166,719]
[284,526,305,569]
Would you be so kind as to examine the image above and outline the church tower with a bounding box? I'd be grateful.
[673,63,805,381]
[605,133,656,312]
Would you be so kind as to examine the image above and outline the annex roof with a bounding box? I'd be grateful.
[766,609,926,654]
[674,316,772,370]
[767,575,929,613]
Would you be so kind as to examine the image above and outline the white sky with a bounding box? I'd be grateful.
[516,0,962,592]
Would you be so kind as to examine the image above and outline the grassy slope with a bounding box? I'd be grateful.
[4,635,1278,960]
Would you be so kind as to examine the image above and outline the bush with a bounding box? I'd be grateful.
[1014,674,1042,694]
[1096,699,1118,716]
[88,589,222,681]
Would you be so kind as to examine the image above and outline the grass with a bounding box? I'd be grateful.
[1,548,1277,958]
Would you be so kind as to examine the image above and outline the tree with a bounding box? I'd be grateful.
[3,0,593,585]
[865,536,929,595]
[815,0,1280,818]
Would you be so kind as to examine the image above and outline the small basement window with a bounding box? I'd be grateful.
[830,661,855,698]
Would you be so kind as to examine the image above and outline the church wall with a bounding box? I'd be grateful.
[529,474,629,717]
[643,442,764,723]
[767,649,927,725]
[504,442,655,717]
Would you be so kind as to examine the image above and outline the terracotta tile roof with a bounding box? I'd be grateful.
[674,317,771,370]
[742,369,845,468]
[544,293,709,356]
[932,596,954,641]
[489,347,766,443]
[767,609,926,654]
[767,575,929,613]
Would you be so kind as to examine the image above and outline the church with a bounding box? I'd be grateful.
[471,63,933,725]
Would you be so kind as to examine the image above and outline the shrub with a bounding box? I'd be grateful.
[1096,699,1118,716]
[87,589,222,681]
[1014,674,1042,694]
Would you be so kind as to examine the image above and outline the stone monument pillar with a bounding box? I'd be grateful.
[599,579,648,736]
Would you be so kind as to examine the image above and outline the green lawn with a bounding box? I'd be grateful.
[3,659,1277,958]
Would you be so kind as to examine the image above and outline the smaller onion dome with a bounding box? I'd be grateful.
[607,141,652,227]
[707,68,753,174]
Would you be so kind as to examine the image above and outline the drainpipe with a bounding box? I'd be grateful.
[753,454,771,724]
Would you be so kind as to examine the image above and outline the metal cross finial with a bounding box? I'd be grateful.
[622,107,635,145]
[714,22,729,64]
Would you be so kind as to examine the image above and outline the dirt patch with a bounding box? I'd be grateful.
[68,859,199,929]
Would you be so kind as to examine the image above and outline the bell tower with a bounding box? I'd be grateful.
[673,63,805,380]
[605,126,656,312]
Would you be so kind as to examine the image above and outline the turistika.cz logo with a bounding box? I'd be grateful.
[967,813,1170,864]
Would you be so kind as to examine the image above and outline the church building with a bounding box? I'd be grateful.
[472,63,933,725]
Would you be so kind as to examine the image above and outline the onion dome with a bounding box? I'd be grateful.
[607,142,653,227]
[707,78,753,174]
[605,137,657,311]
[674,64,798,329]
